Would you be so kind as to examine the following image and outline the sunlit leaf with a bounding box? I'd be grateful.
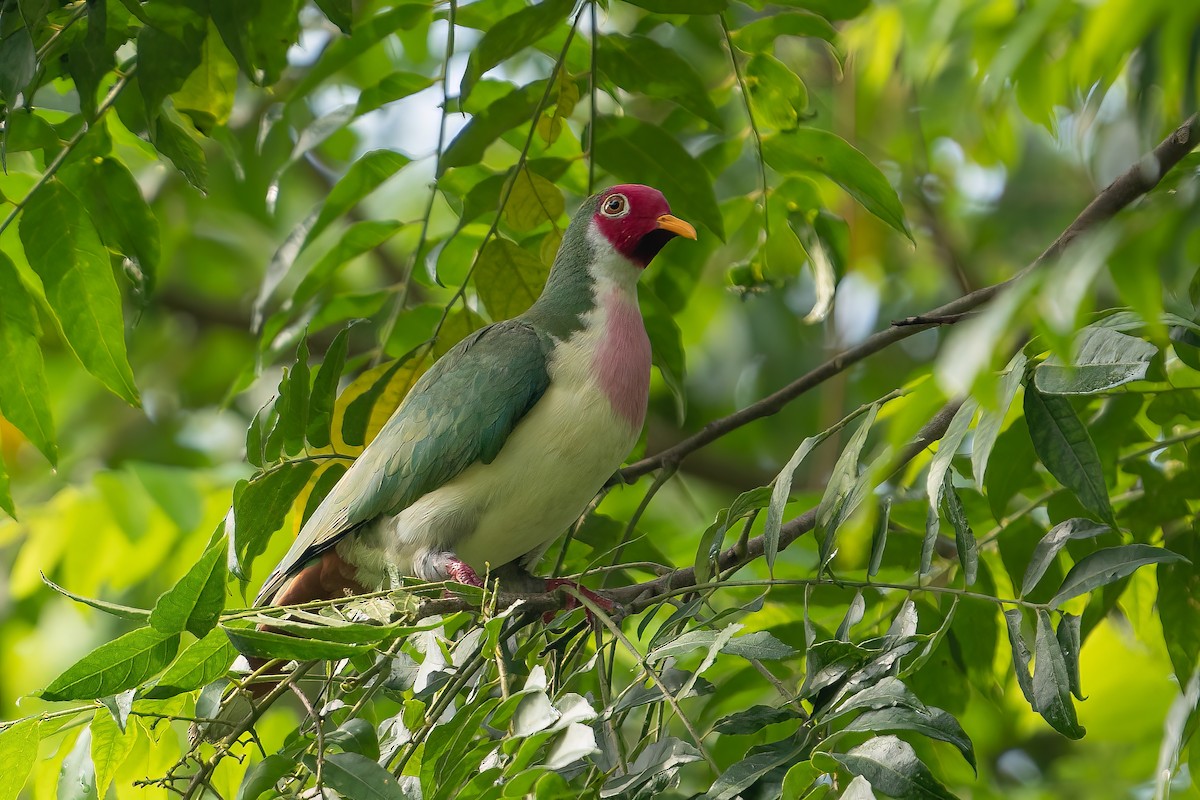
[0,718,39,800]
[828,735,958,799]
[1003,608,1036,704]
[305,151,411,249]
[459,0,575,103]
[475,238,550,320]
[732,11,839,53]
[0,252,56,464]
[90,708,136,799]
[817,404,879,566]
[842,706,977,773]
[502,167,565,232]
[1021,518,1110,597]
[356,71,436,117]
[227,460,321,580]
[763,129,911,239]
[597,34,722,127]
[18,180,140,405]
[746,53,808,131]
[41,626,180,701]
[173,20,239,132]
[145,628,238,699]
[971,352,1026,485]
[1049,544,1187,607]
[1033,327,1157,395]
[148,539,228,638]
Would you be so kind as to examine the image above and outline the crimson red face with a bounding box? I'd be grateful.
[591,184,697,268]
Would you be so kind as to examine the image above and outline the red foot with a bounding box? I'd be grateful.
[446,558,483,587]
[543,579,616,623]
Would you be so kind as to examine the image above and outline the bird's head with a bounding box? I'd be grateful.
[589,184,697,269]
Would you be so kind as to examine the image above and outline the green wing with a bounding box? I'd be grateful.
[255,320,552,604]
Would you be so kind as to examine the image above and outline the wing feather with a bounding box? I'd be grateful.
[255,320,552,604]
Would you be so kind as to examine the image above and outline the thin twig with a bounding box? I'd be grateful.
[721,13,769,236]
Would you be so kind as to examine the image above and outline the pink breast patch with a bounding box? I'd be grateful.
[593,290,651,429]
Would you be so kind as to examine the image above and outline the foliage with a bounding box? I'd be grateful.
[1,0,1199,798]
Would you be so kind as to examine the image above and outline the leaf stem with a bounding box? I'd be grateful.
[720,13,768,236]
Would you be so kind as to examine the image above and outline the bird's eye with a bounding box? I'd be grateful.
[601,193,628,217]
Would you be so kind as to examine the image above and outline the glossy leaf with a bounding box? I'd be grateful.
[1020,518,1110,597]
[1049,544,1187,607]
[0,718,39,800]
[1023,384,1116,527]
[0,252,56,464]
[224,624,374,660]
[237,755,295,800]
[40,626,179,701]
[18,180,140,406]
[763,129,911,239]
[942,474,978,585]
[842,707,977,773]
[300,751,413,799]
[145,628,238,699]
[1056,612,1083,701]
[713,705,802,735]
[227,460,320,580]
[148,539,227,638]
[597,34,722,127]
[592,116,725,239]
[1033,327,1157,395]
[1003,609,1036,704]
[1032,609,1085,738]
[459,0,574,102]
[829,735,958,799]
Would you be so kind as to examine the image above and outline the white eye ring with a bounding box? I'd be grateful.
[600,193,629,217]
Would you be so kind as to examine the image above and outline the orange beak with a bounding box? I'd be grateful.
[656,214,697,240]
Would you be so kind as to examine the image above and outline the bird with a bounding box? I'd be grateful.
[253,184,696,611]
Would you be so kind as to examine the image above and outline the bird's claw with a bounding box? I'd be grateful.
[543,578,616,623]
[440,557,483,599]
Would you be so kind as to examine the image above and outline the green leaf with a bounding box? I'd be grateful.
[173,20,239,133]
[1048,544,1187,607]
[148,539,227,638]
[90,708,135,799]
[829,676,928,720]
[1020,518,1110,597]
[623,0,728,11]
[305,151,411,248]
[1158,527,1200,684]
[713,705,802,735]
[459,0,575,103]
[278,338,312,456]
[641,289,687,423]
[237,754,295,800]
[592,116,725,239]
[293,220,405,311]
[0,26,35,110]
[745,53,808,131]
[355,71,436,117]
[441,80,553,174]
[723,630,798,660]
[1055,612,1083,701]
[18,180,140,406]
[41,626,179,701]
[145,627,238,698]
[829,736,958,799]
[283,5,421,99]
[1033,327,1158,395]
[475,238,550,320]
[816,404,879,566]
[326,718,381,761]
[315,0,353,33]
[0,718,39,800]
[137,3,207,117]
[971,352,1026,484]
[765,433,824,572]
[150,111,209,191]
[60,157,161,298]
[1032,609,1085,738]
[66,0,114,120]
[732,11,839,53]
[227,460,320,580]
[223,624,374,661]
[300,751,412,799]
[1003,609,1036,704]
[762,129,910,239]
[41,573,152,622]
[868,497,890,577]
[597,34,722,127]
[707,739,807,800]
[1023,384,1115,527]
[502,167,565,232]
[307,325,355,449]
[941,475,978,585]
[0,252,56,464]
[842,707,977,773]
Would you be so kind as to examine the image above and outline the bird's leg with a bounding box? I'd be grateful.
[418,550,484,588]
[444,557,483,587]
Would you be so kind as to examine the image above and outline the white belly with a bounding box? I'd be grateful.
[356,364,641,579]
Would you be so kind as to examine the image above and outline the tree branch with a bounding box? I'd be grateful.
[616,113,1200,484]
